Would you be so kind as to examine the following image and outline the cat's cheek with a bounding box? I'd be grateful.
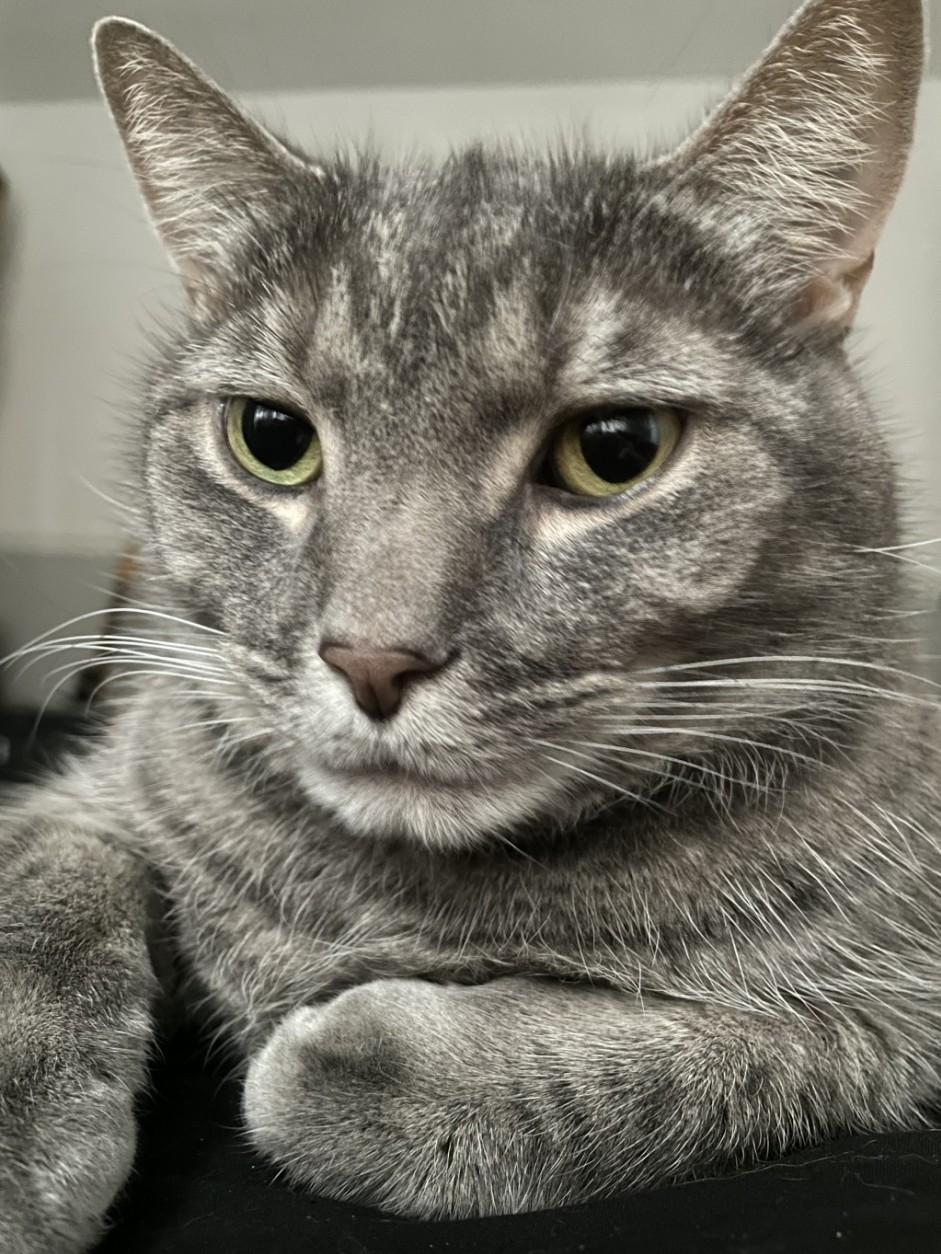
[637,483,788,616]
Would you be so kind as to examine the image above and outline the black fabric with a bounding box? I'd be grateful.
[3,711,941,1253]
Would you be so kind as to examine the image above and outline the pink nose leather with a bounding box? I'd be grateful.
[319,644,440,719]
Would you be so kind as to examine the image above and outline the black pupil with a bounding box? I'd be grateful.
[241,403,313,471]
[580,410,661,483]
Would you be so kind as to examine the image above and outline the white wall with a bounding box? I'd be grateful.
[0,77,939,555]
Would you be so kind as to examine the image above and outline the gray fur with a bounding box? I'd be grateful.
[1,1,939,1247]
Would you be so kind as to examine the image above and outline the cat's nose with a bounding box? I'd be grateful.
[319,643,442,720]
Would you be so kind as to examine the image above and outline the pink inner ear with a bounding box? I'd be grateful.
[803,252,876,331]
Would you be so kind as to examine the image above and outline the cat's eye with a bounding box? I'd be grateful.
[224,397,323,486]
[542,405,682,498]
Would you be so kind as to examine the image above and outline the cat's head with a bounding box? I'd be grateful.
[93,0,924,850]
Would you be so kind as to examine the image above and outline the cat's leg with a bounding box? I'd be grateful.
[243,976,929,1219]
[0,821,159,1254]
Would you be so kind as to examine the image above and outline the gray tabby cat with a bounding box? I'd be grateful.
[1,0,939,1249]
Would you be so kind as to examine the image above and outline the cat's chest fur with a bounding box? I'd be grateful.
[147,779,636,1048]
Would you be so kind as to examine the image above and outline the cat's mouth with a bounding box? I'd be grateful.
[322,758,499,794]
[294,749,567,849]
[310,735,502,792]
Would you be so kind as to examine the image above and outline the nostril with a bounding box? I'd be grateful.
[319,643,441,720]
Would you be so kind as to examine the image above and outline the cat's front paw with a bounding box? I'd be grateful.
[0,1070,138,1254]
[243,979,556,1218]
[0,963,151,1253]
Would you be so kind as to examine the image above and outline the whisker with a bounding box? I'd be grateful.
[172,716,255,735]
[632,677,940,711]
[13,644,228,687]
[634,654,941,692]
[536,745,663,811]
[9,632,223,662]
[0,606,225,672]
[862,536,941,553]
[569,739,800,787]
[76,666,235,709]
[587,725,828,765]
[40,655,235,691]
[584,750,769,809]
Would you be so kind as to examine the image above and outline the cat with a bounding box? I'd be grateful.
[1,0,939,1249]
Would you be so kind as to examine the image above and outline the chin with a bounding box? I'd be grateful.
[296,762,570,852]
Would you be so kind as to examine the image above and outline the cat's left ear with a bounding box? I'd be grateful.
[662,0,925,330]
[93,17,309,312]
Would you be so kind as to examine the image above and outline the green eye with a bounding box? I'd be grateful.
[224,397,322,486]
[544,405,682,498]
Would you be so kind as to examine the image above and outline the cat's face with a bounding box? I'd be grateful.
[137,152,898,850]
[95,1,923,849]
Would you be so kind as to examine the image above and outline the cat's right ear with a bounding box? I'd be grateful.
[660,0,925,332]
[92,18,308,313]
